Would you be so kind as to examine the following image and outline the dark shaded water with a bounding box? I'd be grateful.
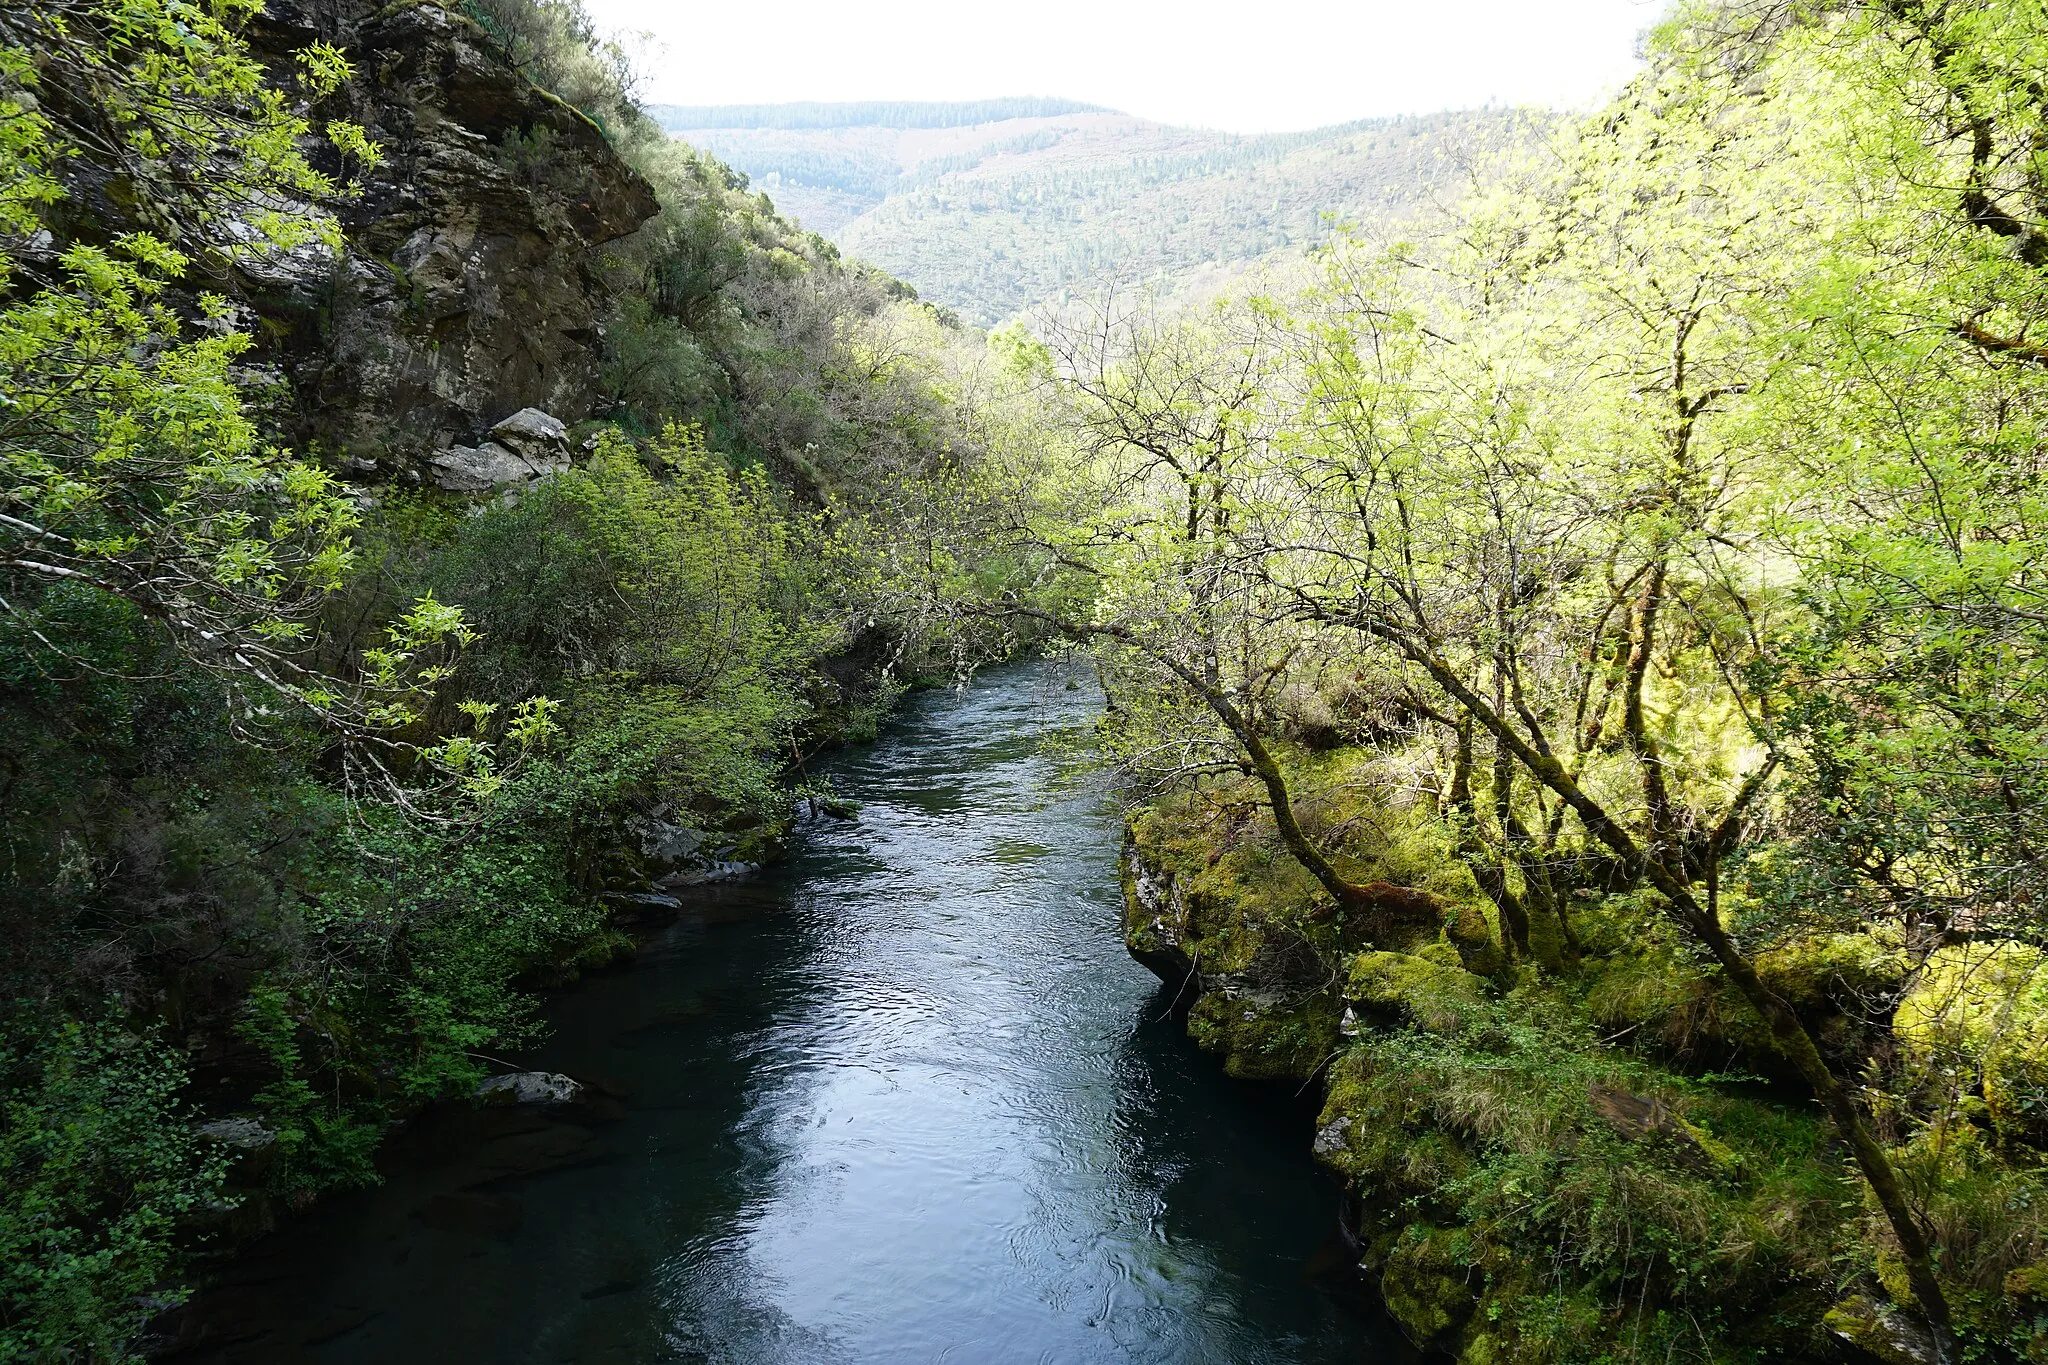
[177,664,1409,1364]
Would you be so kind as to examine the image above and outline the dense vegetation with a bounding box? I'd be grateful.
[901,2,2048,1360]
[0,0,1036,1356]
[665,104,1525,322]
[9,0,2048,1360]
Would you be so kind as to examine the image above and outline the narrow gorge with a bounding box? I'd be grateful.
[5,2,2048,1364]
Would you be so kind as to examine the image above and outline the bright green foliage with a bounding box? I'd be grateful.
[1012,1,2048,1358]
[0,1012,228,1363]
[427,429,834,845]
[0,0,1010,1356]
[0,0,467,745]
[226,813,613,1200]
[1725,3,2048,965]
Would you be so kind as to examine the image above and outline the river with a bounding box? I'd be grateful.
[174,663,1409,1364]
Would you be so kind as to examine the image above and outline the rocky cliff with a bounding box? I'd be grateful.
[238,0,656,474]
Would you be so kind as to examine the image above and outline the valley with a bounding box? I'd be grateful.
[654,100,1527,322]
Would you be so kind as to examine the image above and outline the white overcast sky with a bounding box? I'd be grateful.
[582,0,1665,134]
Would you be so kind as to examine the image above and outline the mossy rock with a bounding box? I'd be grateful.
[1823,1294,1939,1365]
[1444,901,1505,976]
[1580,929,1905,1078]
[2007,1260,2048,1303]
[2006,1264,2048,1364]
[1186,988,1338,1081]
[1755,931,1906,1006]
[1380,1225,1476,1350]
[1346,950,1486,1034]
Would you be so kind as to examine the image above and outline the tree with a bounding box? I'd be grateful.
[0,0,498,788]
[1259,46,1979,1350]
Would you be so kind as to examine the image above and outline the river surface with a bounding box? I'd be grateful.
[177,664,1409,1364]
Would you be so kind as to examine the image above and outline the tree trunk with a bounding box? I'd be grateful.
[1234,718,1442,932]
[1366,624,1961,1364]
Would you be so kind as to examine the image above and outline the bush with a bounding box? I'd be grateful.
[0,1009,229,1362]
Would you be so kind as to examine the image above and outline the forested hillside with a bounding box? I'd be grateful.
[0,1,1039,1355]
[649,98,1110,131]
[655,102,1526,323]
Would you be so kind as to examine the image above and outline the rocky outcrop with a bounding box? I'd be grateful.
[239,0,657,472]
[426,406,572,490]
[1120,814,1347,1083]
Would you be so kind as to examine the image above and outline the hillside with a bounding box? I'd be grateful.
[650,102,1532,324]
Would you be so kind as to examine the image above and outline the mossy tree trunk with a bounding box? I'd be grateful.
[1355,620,1961,1364]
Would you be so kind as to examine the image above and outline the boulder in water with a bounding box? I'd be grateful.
[473,1071,585,1107]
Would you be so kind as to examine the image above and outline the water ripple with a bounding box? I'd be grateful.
[203,663,1405,1365]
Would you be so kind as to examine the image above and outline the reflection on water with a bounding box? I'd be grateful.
[172,664,1411,1364]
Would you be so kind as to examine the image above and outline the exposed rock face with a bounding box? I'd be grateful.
[240,0,658,469]
[427,406,572,490]
[195,1116,279,1150]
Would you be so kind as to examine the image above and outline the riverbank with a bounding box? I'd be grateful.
[1118,779,2048,1364]
[161,665,1407,1363]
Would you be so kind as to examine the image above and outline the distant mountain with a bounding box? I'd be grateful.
[647,98,1111,131]
[656,101,1535,326]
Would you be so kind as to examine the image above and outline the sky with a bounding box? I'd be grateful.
[581,0,1665,134]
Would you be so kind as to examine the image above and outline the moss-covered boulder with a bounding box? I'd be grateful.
[1824,1294,1940,1365]
[1186,988,1340,1081]
[1345,950,1486,1035]
[1121,780,1493,1084]
[1444,900,1506,976]
[1311,982,1858,1364]
[1381,1226,1477,1350]
[1120,800,1352,1083]
[1580,902,1905,1079]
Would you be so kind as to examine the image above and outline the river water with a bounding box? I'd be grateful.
[176,664,1408,1364]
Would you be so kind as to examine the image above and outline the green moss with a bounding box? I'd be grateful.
[1824,1295,1940,1365]
[1313,980,1855,1363]
[1124,794,1352,1084]
[1124,764,2048,1362]
[1754,931,1907,1004]
[1381,1226,1476,1349]
[1346,950,1486,1034]
[1187,989,1339,1081]
[1897,942,2048,1146]
[1444,901,1506,976]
